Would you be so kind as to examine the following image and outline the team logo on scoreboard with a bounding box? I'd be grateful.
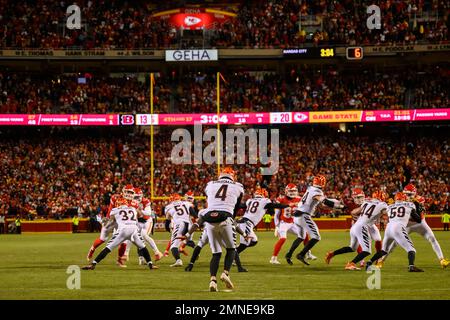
[121,114,135,125]
[184,16,202,26]
[293,112,308,123]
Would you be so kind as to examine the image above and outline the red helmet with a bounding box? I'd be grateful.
[122,184,135,200]
[133,187,143,202]
[403,184,417,199]
[285,183,298,198]
[394,192,407,202]
[312,175,326,188]
[184,191,194,203]
[372,190,387,202]
[219,167,235,181]
[169,193,182,202]
[352,188,365,205]
[254,187,269,198]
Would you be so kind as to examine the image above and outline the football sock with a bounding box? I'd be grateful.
[118,243,126,258]
[370,250,388,263]
[298,238,319,257]
[142,233,158,252]
[92,238,104,249]
[165,240,171,252]
[224,248,236,272]
[93,247,111,264]
[286,238,303,258]
[333,246,354,256]
[189,245,202,264]
[351,251,370,264]
[138,247,152,263]
[273,238,286,256]
[428,237,444,260]
[303,234,310,245]
[236,243,248,254]
[171,247,181,260]
[210,253,222,277]
[357,245,362,254]
[375,241,382,252]
[408,251,415,266]
[234,250,244,269]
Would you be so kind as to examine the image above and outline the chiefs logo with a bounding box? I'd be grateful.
[184,16,202,26]
[210,212,218,218]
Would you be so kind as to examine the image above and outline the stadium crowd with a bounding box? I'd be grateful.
[1,65,448,114]
[0,0,448,49]
[0,128,448,220]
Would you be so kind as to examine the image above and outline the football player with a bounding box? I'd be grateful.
[123,188,163,265]
[270,184,316,265]
[365,192,423,272]
[293,175,344,265]
[235,187,291,270]
[165,193,198,267]
[183,167,244,292]
[82,203,158,270]
[86,184,135,267]
[379,184,449,268]
[325,189,388,270]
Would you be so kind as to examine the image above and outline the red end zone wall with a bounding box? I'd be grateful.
[4,216,446,233]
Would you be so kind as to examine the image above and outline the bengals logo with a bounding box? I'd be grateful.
[121,114,134,125]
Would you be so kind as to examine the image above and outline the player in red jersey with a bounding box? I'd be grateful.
[270,184,316,265]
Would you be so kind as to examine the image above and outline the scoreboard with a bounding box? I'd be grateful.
[283,47,335,59]
[346,47,364,60]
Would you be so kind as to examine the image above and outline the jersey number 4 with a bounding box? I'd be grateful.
[215,185,228,201]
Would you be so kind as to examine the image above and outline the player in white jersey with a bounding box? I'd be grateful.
[325,189,388,270]
[82,205,158,270]
[380,184,449,268]
[293,175,344,265]
[183,167,244,292]
[165,193,197,267]
[365,192,424,272]
[123,188,163,266]
[234,187,291,271]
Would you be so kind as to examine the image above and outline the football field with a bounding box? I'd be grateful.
[1,231,449,300]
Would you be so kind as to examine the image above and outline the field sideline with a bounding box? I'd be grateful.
[1,231,449,300]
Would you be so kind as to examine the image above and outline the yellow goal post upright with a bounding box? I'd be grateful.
[149,72,225,202]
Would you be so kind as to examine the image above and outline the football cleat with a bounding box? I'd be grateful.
[325,251,334,264]
[154,251,163,261]
[163,250,169,257]
[185,263,194,272]
[82,263,96,270]
[440,258,449,269]
[220,272,234,289]
[148,263,159,270]
[296,254,310,266]
[285,254,293,265]
[116,257,127,268]
[270,256,281,265]
[209,281,218,292]
[138,256,146,265]
[237,267,248,272]
[306,251,317,261]
[375,260,384,269]
[345,262,361,271]
[360,260,366,268]
[87,246,95,261]
[170,259,183,267]
[408,265,424,272]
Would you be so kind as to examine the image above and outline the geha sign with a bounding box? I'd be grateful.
[165,49,218,62]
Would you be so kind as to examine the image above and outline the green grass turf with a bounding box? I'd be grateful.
[0,230,449,300]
